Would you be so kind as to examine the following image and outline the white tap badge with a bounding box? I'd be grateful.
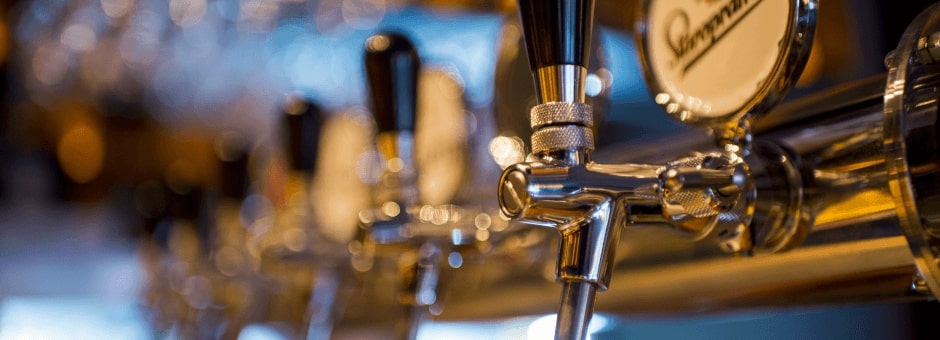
[641,0,793,124]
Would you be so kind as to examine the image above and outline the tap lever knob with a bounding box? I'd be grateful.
[662,157,748,197]
[364,31,419,134]
[282,96,325,172]
[663,168,742,194]
[517,0,595,70]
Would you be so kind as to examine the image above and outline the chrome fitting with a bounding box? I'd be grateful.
[530,125,595,154]
[530,101,594,129]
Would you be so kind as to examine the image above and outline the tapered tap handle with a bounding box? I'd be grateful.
[282,96,325,172]
[517,0,595,70]
[216,133,250,199]
[364,31,419,134]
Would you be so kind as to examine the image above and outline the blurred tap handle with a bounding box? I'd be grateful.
[216,132,251,199]
[517,0,595,70]
[364,31,419,135]
[282,95,325,172]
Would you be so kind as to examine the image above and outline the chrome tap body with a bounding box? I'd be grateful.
[500,156,660,288]
[498,141,750,300]
[500,1,753,338]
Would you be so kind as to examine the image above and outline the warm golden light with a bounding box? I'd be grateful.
[165,159,201,194]
[815,189,896,229]
[474,213,491,230]
[488,135,525,169]
[365,34,390,52]
[56,124,105,184]
[382,201,401,218]
[416,69,468,205]
[313,112,374,243]
[0,15,8,65]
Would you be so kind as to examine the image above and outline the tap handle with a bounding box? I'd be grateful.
[216,132,250,199]
[364,31,419,134]
[517,0,596,147]
[517,0,595,71]
[282,96,325,172]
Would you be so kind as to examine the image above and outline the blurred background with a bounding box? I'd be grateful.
[1,0,940,339]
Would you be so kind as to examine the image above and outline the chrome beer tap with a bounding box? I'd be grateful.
[495,0,814,338]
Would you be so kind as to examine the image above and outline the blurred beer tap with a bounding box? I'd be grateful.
[149,135,258,338]
[497,1,817,338]
[272,95,353,340]
[358,30,431,340]
[139,133,276,339]
[147,166,223,339]
[210,132,275,339]
[355,31,489,339]
[364,31,420,214]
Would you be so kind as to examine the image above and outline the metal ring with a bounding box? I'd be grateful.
[530,125,595,153]
[530,102,593,130]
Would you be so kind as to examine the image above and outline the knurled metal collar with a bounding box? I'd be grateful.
[530,102,593,130]
[531,125,595,154]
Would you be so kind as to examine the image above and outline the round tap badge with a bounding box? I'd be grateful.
[637,0,816,127]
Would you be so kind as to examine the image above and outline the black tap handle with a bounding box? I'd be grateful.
[283,96,325,172]
[364,31,419,134]
[517,0,595,70]
[216,133,251,199]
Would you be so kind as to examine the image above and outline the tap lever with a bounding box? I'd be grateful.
[518,0,596,153]
[518,0,595,104]
[365,31,419,135]
[365,31,420,195]
[282,96,325,172]
[517,0,595,71]
[663,166,747,196]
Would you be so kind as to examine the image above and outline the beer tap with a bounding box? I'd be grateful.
[361,31,430,340]
[357,30,494,339]
[497,1,769,338]
[278,96,351,340]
